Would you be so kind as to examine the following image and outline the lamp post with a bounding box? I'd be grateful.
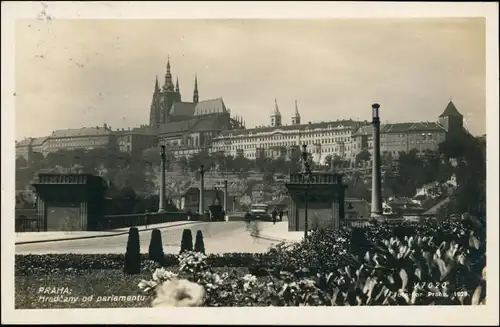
[158,145,166,213]
[301,144,312,238]
[199,165,205,216]
[370,103,383,218]
[223,180,228,213]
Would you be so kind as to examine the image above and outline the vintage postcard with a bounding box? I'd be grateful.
[2,1,499,325]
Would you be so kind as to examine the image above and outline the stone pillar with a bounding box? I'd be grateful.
[223,180,228,213]
[158,145,166,212]
[199,165,205,214]
[370,103,383,218]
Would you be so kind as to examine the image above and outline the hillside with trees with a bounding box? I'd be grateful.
[16,132,485,217]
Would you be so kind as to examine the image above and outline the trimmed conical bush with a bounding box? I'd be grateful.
[148,229,165,264]
[179,229,193,254]
[194,230,205,254]
[123,227,141,274]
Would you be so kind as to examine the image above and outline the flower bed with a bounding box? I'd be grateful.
[15,216,486,307]
[15,253,267,275]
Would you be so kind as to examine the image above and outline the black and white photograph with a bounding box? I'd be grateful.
[2,1,498,325]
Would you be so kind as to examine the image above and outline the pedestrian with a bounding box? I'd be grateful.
[187,209,192,221]
[271,209,278,225]
[244,211,252,231]
[251,219,260,243]
[278,209,284,222]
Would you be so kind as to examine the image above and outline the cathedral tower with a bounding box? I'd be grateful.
[193,73,199,104]
[156,57,181,125]
[271,98,282,127]
[439,99,464,138]
[292,100,301,125]
[149,75,161,128]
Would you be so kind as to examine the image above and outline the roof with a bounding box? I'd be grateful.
[115,126,155,136]
[169,101,196,116]
[16,138,32,147]
[382,122,445,133]
[351,124,372,137]
[157,119,196,136]
[32,137,48,146]
[16,137,48,147]
[191,115,224,132]
[50,126,112,138]
[352,121,445,136]
[157,114,225,136]
[194,98,227,116]
[218,119,363,138]
[439,101,463,118]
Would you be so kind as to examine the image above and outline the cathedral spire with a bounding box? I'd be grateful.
[163,56,174,92]
[193,73,199,104]
[294,100,300,116]
[149,76,160,127]
[175,76,180,93]
[271,98,282,127]
[273,98,281,115]
[292,99,301,125]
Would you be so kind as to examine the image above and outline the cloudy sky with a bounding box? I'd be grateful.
[15,18,485,140]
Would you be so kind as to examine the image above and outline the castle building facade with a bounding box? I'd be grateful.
[211,99,365,163]
[351,100,465,159]
[211,100,467,164]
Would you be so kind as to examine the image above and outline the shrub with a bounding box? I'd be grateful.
[123,227,141,275]
[194,230,205,254]
[148,229,165,264]
[179,229,193,254]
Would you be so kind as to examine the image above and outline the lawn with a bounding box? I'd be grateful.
[15,266,248,309]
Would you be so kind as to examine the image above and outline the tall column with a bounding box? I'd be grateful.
[301,144,311,237]
[158,145,166,212]
[199,165,205,214]
[370,103,383,218]
[223,180,228,212]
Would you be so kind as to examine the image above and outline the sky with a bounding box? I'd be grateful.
[15,18,486,140]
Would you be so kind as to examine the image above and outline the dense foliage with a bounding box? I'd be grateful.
[16,214,486,307]
[136,216,486,306]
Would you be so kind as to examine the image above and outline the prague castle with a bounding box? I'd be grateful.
[16,55,467,166]
[211,99,466,164]
[16,58,245,163]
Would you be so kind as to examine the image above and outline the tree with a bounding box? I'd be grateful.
[194,230,205,254]
[177,156,189,174]
[332,155,343,168]
[148,229,165,264]
[16,156,28,169]
[355,149,371,164]
[263,172,274,185]
[179,229,193,254]
[123,227,141,275]
[323,154,333,169]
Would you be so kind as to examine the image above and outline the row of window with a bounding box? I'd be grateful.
[222,129,352,142]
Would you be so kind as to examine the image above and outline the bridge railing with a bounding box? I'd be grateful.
[15,217,41,232]
[99,211,189,230]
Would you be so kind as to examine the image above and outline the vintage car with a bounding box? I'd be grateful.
[249,203,272,221]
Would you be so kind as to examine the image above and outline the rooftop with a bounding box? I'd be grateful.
[218,119,363,138]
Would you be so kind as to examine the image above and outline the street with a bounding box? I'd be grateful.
[15,221,283,255]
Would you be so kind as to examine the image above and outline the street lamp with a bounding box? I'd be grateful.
[158,145,166,213]
[301,144,312,238]
[199,165,205,216]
